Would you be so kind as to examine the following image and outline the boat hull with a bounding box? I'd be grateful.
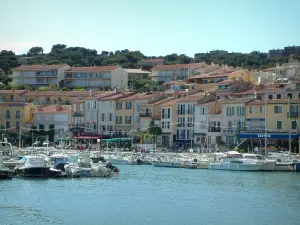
[273,163,295,172]
[0,170,13,179]
[152,162,182,168]
[208,162,261,171]
[15,167,51,178]
[108,159,130,165]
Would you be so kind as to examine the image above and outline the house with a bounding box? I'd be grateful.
[12,64,71,86]
[240,99,300,149]
[194,100,224,150]
[33,105,71,141]
[221,98,255,146]
[151,63,209,83]
[64,66,128,90]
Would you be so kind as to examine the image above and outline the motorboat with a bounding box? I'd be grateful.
[242,153,276,171]
[0,151,13,179]
[14,155,51,178]
[152,156,182,168]
[208,151,261,171]
[268,152,299,171]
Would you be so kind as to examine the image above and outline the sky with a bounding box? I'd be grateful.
[0,0,299,57]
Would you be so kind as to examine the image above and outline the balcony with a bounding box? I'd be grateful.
[245,127,265,132]
[72,112,84,117]
[223,128,235,134]
[162,114,170,119]
[69,123,85,132]
[208,127,221,132]
[139,113,152,118]
[287,112,300,118]
[177,110,185,115]
[177,110,194,115]
[177,123,185,128]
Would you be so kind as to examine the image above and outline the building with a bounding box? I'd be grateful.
[64,66,128,90]
[194,100,224,150]
[69,98,85,138]
[138,58,164,66]
[240,99,300,149]
[0,90,27,102]
[151,63,209,83]
[268,49,283,58]
[282,46,300,57]
[221,98,255,146]
[33,105,71,141]
[160,98,178,147]
[12,64,71,86]
[275,61,300,79]
[125,68,151,90]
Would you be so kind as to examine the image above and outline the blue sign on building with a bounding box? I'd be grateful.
[239,133,300,139]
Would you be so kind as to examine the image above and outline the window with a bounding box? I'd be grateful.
[6,110,10,119]
[167,121,170,129]
[187,117,194,127]
[116,116,122,124]
[10,95,14,101]
[16,121,20,128]
[226,106,235,116]
[177,117,185,127]
[268,95,273,100]
[237,106,245,116]
[274,105,283,113]
[16,110,20,118]
[200,107,207,115]
[101,113,105,121]
[126,102,132,109]
[162,122,165,129]
[116,102,122,110]
[276,121,282,129]
[177,104,185,114]
[87,102,91,110]
[125,116,131,124]
[5,121,10,128]
[248,106,253,114]
[291,121,297,129]
[276,94,281,99]
[259,106,264,113]
[94,101,97,109]
[287,93,293,99]
[109,113,112,121]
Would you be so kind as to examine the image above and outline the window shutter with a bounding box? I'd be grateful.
[232,107,235,116]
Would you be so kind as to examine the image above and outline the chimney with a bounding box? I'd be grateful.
[55,105,63,111]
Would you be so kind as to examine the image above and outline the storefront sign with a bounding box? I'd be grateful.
[240,133,300,139]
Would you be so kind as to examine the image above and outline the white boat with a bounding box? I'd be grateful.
[14,155,51,178]
[242,153,276,171]
[268,152,299,171]
[107,154,131,165]
[0,150,13,179]
[208,151,261,171]
[152,156,182,168]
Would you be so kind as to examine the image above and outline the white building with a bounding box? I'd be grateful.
[194,101,223,149]
[221,98,254,146]
[64,66,128,90]
[33,104,71,141]
[12,64,71,86]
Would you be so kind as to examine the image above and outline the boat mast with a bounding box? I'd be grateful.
[264,94,267,157]
[288,97,291,158]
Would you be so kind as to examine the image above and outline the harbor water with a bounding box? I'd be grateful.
[1,165,300,225]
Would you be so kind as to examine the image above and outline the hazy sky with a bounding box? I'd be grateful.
[0,0,299,56]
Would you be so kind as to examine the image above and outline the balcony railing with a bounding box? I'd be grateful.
[139,113,152,117]
[72,112,84,117]
[223,128,235,134]
[287,112,300,118]
[177,110,185,115]
[208,127,221,132]
[177,123,185,127]
[162,114,170,119]
[177,110,194,115]
[69,123,85,132]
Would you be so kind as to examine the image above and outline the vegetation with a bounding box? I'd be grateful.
[145,120,162,143]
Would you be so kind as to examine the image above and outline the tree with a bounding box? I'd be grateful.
[0,50,18,77]
[147,120,162,144]
[27,46,44,56]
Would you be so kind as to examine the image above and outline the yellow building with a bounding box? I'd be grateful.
[243,99,300,147]
[0,90,27,102]
[228,70,257,84]
[0,102,34,130]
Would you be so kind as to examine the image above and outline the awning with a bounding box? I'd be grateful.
[58,137,74,141]
[73,136,102,139]
[101,138,133,143]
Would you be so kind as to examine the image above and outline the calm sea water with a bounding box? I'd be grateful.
[1,166,300,225]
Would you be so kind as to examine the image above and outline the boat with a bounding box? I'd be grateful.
[208,151,262,171]
[14,155,51,178]
[268,152,299,171]
[242,153,276,171]
[63,151,119,178]
[0,151,13,179]
[152,156,182,168]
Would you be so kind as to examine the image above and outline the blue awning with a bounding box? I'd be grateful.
[239,133,300,139]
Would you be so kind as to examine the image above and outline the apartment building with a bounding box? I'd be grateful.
[151,63,209,83]
[221,98,254,146]
[12,64,71,86]
[240,99,300,148]
[64,66,128,89]
[69,98,85,137]
[33,105,71,141]
[0,90,27,102]
[194,100,223,149]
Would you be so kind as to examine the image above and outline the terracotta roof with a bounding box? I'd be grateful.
[161,98,178,106]
[247,99,300,105]
[223,98,255,105]
[215,80,234,85]
[33,105,71,114]
[263,67,276,72]
[142,97,174,106]
[24,91,105,97]
[187,68,237,80]
[124,69,151,74]
[13,64,69,70]
[67,66,118,72]
[99,92,134,101]
[152,63,207,70]
[0,90,27,94]
[118,93,162,101]
[163,80,185,86]
[176,92,205,102]
[83,91,115,100]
